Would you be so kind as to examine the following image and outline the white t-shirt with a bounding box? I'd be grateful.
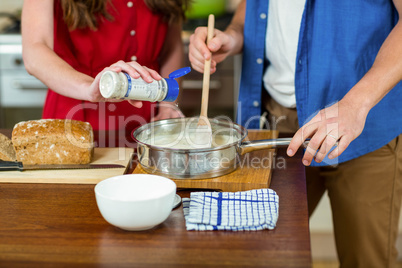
[263,0,306,108]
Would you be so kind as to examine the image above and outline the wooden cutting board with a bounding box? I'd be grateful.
[0,148,133,184]
[132,130,278,192]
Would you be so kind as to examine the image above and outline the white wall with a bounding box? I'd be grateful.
[310,193,333,232]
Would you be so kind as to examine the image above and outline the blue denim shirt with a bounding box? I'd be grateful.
[238,0,402,166]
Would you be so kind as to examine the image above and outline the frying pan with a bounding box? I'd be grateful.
[133,117,302,179]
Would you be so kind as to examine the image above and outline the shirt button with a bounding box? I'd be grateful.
[256,58,263,64]
[130,30,136,36]
[253,101,259,107]
[131,55,137,61]
[127,1,133,8]
[298,59,302,65]
[260,13,267,19]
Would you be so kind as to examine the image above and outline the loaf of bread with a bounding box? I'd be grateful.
[0,133,17,161]
[12,119,94,165]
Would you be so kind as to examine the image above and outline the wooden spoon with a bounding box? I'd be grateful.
[195,14,215,148]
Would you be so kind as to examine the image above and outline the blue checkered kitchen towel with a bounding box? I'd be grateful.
[183,188,279,231]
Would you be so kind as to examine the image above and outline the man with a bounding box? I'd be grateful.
[189,0,402,267]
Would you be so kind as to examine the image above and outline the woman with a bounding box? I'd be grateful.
[21,0,190,146]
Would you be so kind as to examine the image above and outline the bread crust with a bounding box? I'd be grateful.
[12,119,94,165]
[0,133,17,161]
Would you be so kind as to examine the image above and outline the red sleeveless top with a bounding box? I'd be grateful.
[44,0,168,145]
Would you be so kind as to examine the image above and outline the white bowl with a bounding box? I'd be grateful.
[94,174,176,231]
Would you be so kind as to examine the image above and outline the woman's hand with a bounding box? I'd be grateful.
[286,99,369,165]
[90,61,163,108]
[151,102,184,122]
[109,60,162,83]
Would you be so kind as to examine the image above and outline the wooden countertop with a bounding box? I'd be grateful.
[0,129,311,267]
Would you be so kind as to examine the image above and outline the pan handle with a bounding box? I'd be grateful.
[238,138,309,155]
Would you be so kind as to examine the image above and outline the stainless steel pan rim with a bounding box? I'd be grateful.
[132,117,248,152]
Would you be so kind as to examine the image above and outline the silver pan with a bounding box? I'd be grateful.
[132,117,301,179]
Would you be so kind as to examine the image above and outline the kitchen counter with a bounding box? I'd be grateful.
[0,129,311,267]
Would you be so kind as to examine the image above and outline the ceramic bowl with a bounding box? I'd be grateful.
[94,174,176,231]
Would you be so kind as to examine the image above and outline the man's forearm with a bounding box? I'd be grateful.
[224,0,246,56]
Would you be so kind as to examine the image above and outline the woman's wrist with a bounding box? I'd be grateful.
[81,76,98,102]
